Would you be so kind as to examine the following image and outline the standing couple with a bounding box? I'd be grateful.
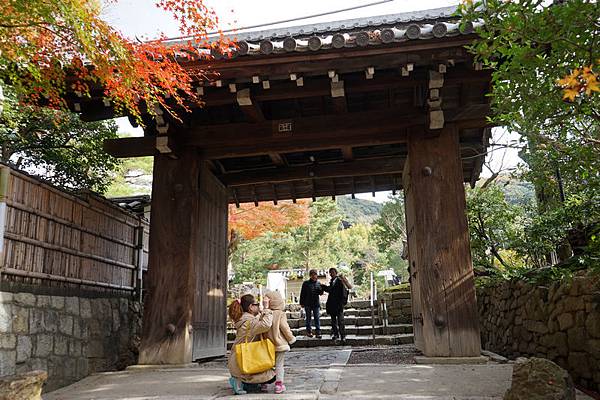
[299,267,352,345]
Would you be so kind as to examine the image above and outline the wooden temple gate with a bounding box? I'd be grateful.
[71,6,491,364]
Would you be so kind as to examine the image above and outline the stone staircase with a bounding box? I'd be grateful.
[227,291,414,349]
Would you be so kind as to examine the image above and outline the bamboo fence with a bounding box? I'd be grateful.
[0,165,149,293]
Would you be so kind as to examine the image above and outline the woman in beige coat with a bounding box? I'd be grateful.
[227,294,276,395]
[264,290,297,394]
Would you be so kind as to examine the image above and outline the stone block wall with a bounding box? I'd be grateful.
[0,289,141,392]
[477,275,600,391]
[380,290,413,324]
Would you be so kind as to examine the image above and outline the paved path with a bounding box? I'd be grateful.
[44,346,594,400]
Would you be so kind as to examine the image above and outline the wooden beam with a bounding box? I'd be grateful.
[341,146,353,161]
[331,97,347,114]
[193,36,478,78]
[103,103,490,159]
[104,136,182,158]
[78,69,491,122]
[269,153,286,166]
[213,69,488,106]
[104,108,422,158]
[236,88,265,122]
[198,111,420,159]
[219,157,404,187]
[446,104,490,122]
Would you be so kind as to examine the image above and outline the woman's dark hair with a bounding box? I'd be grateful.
[228,294,255,322]
[329,267,338,273]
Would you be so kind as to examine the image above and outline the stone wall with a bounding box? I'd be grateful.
[380,290,413,324]
[478,275,600,391]
[0,288,141,392]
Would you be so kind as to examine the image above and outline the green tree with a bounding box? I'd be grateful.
[0,87,119,193]
[466,185,527,272]
[106,156,153,197]
[293,199,343,271]
[460,0,599,145]
[519,134,600,266]
[230,232,297,284]
[372,195,408,279]
[461,0,600,270]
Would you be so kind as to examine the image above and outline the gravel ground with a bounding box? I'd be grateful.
[347,344,421,364]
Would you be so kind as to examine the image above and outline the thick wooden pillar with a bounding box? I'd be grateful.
[139,149,204,364]
[403,124,481,357]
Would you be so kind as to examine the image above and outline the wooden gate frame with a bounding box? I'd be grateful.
[66,6,492,364]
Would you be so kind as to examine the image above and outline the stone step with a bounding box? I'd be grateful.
[286,308,377,319]
[292,333,414,348]
[288,315,382,328]
[241,315,412,330]
[348,300,373,309]
[284,314,412,329]
[388,315,413,325]
[227,323,413,341]
[227,333,414,350]
[382,291,412,300]
[291,324,413,336]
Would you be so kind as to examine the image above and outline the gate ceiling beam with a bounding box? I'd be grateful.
[219,157,405,187]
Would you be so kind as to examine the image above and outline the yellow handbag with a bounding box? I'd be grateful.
[235,320,276,374]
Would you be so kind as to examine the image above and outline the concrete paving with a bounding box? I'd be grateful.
[43,347,595,400]
[322,364,514,399]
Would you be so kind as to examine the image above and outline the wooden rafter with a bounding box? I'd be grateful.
[268,153,286,166]
[218,157,405,187]
[79,68,491,121]
[341,146,354,161]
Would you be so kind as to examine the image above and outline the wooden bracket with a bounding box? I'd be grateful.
[427,70,445,130]
[236,89,253,106]
[428,71,444,89]
[154,135,180,159]
[331,81,345,98]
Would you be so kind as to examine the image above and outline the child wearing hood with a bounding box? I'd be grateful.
[264,290,297,394]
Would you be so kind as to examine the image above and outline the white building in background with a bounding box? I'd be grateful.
[266,271,287,299]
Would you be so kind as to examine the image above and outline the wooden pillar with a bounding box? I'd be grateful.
[138,148,203,364]
[403,124,481,357]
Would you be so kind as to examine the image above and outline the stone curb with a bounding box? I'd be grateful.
[414,356,488,365]
[126,363,199,371]
[213,390,320,399]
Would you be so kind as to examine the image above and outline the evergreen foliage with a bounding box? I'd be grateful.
[336,196,383,224]
[0,86,119,193]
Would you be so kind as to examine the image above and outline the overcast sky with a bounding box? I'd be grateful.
[103,0,459,40]
[104,0,522,202]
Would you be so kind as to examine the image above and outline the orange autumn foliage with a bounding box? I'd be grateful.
[0,0,233,121]
[556,64,600,102]
[228,201,310,240]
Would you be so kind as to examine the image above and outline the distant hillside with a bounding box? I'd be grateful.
[337,196,383,224]
[494,175,536,208]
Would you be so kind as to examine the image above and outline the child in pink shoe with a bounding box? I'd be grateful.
[264,290,297,394]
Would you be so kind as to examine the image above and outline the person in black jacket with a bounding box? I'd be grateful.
[322,267,352,345]
[299,269,323,338]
